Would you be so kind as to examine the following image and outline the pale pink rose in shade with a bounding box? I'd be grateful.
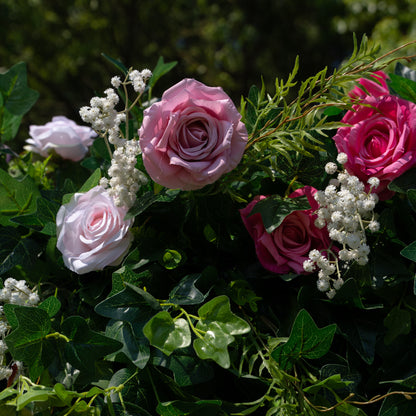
[25,116,96,161]
[333,94,416,200]
[240,186,332,275]
[139,78,248,190]
[348,71,390,100]
[56,186,133,275]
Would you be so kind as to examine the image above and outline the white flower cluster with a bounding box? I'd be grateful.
[0,278,39,381]
[100,139,148,208]
[304,153,380,298]
[80,67,152,208]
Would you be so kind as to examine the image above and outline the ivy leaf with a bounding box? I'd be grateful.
[249,194,311,233]
[62,168,101,204]
[110,265,151,297]
[383,306,411,345]
[105,319,150,369]
[61,316,122,374]
[271,309,336,371]
[4,306,51,380]
[38,296,61,318]
[0,168,40,227]
[401,240,416,263]
[143,311,191,356]
[168,273,208,306]
[94,283,161,326]
[196,295,250,336]
[193,322,234,368]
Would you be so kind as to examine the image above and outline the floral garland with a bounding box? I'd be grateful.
[0,37,416,415]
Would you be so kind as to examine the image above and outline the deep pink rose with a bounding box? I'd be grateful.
[56,186,133,274]
[139,78,248,190]
[240,186,331,274]
[333,94,416,199]
[349,71,390,100]
[25,116,96,161]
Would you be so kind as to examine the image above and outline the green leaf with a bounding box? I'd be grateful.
[0,62,39,115]
[193,322,234,368]
[11,196,60,235]
[249,194,311,233]
[15,386,58,411]
[271,309,336,371]
[61,316,123,373]
[156,399,222,416]
[0,228,41,275]
[379,389,416,416]
[126,189,180,219]
[196,295,251,336]
[107,367,137,403]
[388,72,416,103]
[401,240,416,262]
[0,109,23,142]
[101,53,129,75]
[94,283,161,326]
[388,168,416,194]
[383,306,411,345]
[149,57,178,88]
[303,374,353,394]
[4,306,51,380]
[105,319,150,368]
[110,265,151,296]
[62,168,101,204]
[38,296,61,318]
[408,189,416,213]
[152,348,214,387]
[0,168,40,227]
[143,311,191,356]
[168,273,207,306]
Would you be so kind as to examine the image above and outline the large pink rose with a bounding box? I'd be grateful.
[333,94,416,199]
[25,116,96,161]
[139,78,248,190]
[240,186,331,274]
[56,186,133,274]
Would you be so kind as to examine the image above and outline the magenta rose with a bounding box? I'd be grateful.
[56,186,133,274]
[349,71,389,100]
[25,116,96,161]
[333,94,416,199]
[240,186,331,274]
[139,78,248,190]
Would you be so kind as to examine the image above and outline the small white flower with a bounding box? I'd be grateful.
[303,260,316,273]
[368,220,380,233]
[368,177,380,189]
[111,76,122,88]
[325,162,338,175]
[336,152,348,164]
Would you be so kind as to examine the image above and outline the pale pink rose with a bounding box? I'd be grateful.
[349,71,390,100]
[56,186,133,274]
[25,116,96,161]
[240,186,331,275]
[139,78,248,190]
[333,94,416,200]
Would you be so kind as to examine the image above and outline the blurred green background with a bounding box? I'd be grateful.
[1,0,415,149]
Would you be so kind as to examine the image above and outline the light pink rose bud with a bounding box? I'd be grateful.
[139,78,248,190]
[56,186,133,274]
[25,116,96,161]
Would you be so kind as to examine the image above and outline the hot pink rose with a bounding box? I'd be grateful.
[240,186,331,274]
[56,186,133,274]
[333,94,416,199]
[139,78,248,190]
[25,116,96,161]
[349,71,390,100]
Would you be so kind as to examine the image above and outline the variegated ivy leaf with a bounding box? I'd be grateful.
[143,311,191,356]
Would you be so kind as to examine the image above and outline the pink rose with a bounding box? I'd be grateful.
[333,94,416,199]
[240,186,331,274]
[25,116,96,161]
[349,71,390,100]
[56,186,133,274]
[139,78,248,190]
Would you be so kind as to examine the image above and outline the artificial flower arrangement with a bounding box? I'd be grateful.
[0,36,416,415]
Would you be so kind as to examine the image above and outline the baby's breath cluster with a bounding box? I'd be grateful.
[80,67,152,208]
[304,153,380,298]
[0,278,39,381]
